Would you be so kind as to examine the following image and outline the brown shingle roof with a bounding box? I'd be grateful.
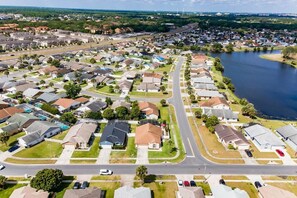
[75,97,89,104]
[200,97,229,108]
[0,107,24,120]
[138,102,159,117]
[135,123,162,145]
[54,98,79,109]
[143,72,162,79]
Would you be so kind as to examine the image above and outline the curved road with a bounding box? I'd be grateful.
[1,56,297,176]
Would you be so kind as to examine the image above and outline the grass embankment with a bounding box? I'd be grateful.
[149,105,185,163]
[260,53,297,68]
[13,141,63,158]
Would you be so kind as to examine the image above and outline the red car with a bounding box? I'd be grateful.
[183,180,190,187]
[276,149,285,157]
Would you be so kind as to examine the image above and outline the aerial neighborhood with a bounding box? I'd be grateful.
[0,6,296,198]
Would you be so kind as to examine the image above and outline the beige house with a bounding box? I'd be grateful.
[258,185,297,198]
[135,123,162,149]
[10,186,49,198]
[63,122,97,149]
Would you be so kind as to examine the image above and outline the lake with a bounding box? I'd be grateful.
[211,51,297,120]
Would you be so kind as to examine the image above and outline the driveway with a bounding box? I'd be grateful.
[96,148,111,164]
[56,145,75,165]
[136,146,148,164]
[278,149,296,165]
[239,150,258,165]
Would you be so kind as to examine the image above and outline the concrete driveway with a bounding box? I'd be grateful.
[278,149,296,165]
[136,146,148,164]
[56,145,75,165]
[96,148,111,164]
[239,150,258,165]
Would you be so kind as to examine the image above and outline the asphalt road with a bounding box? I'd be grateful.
[2,56,297,176]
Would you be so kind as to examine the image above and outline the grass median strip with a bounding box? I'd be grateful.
[5,158,57,164]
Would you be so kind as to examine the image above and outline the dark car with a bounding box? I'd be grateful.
[81,181,89,189]
[73,182,81,189]
[8,144,20,153]
[245,149,253,157]
[190,181,197,187]
[219,179,226,185]
[254,181,262,189]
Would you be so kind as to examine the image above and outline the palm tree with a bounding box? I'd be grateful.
[136,165,148,184]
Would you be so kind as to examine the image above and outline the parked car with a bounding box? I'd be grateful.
[254,181,262,189]
[184,180,190,187]
[99,169,113,175]
[81,181,89,189]
[178,180,183,187]
[73,182,80,189]
[190,180,197,187]
[0,165,5,170]
[8,144,20,153]
[244,149,253,157]
[219,179,226,185]
[276,149,284,157]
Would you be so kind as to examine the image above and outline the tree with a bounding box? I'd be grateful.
[103,108,115,120]
[89,58,96,64]
[136,165,148,183]
[228,83,235,92]
[225,43,234,53]
[28,65,33,71]
[0,175,6,190]
[211,43,223,53]
[130,103,141,120]
[60,112,77,124]
[30,169,63,192]
[40,80,46,84]
[217,82,225,89]
[160,99,167,107]
[105,97,113,106]
[160,86,166,92]
[239,98,249,106]
[0,132,9,146]
[205,116,219,129]
[4,70,9,78]
[108,85,114,93]
[194,108,203,119]
[64,82,81,99]
[115,106,129,120]
[41,103,59,115]
[125,96,131,103]
[84,111,102,120]
[223,77,231,85]
[242,103,256,118]
[23,74,27,80]
[49,82,54,87]
[282,46,297,59]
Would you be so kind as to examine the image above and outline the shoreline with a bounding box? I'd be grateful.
[260,53,297,68]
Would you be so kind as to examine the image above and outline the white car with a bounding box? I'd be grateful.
[99,169,113,175]
[0,165,5,170]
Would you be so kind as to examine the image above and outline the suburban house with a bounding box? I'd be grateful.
[63,122,97,149]
[18,121,61,147]
[135,123,162,149]
[244,124,286,151]
[276,125,297,152]
[39,66,58,75]
[196,90,224,100]
[137,82,160,92]
[118,80,133,93]
[53,98,81,113]
[142,72,163,85]
[6,83,37,94]
[23,88,44,100]
[0,123,20,136]
[211,184,249,198]
[6,113,39,129]
[9,186,49,198]
[138,102,159,119]
[0,106,24,123]
[63,187,102,198]
[37,92,65,103]
[200,97,230,109]
[215,124,250,150]
[202,108,238,122]
[114,186,151,198]
[258,185,297,198]
[111,100,131,110]
[76,100,107,115]
[177,187,205,198]
[193,83,218,91]
[99,121,130,148]
[93,75,115,86]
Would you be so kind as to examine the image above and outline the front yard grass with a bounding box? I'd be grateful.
[196,182,212,195]
[88,87,120,96]
[0,132,25,152]
[110,137,137,161]
[5,158,57,164]
[222,175,249,180]
[90,182,121,198]
[52,130,68,141]
[134,182,178,198]
[0,184,26,198]
[72,137,100,158]
[91,175,121,180]
[226,182,258,198]
[13,141,63,158]
[129,91,172,98]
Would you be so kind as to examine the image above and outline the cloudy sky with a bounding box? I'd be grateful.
[1,0,297,13]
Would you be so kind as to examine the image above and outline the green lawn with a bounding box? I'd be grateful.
[72,137,100,158]
[226,182,258,198]
[129,91,171,98]
[90,182,121,198]
[51,77,63,82]
[0,132,25,152]
[113,71,124,75]
[0,184,26,198]
[5,158,57,164]
[148,140,176,158]
[88,87,119,96]
[196,182,212,195]
[134,182,177,198]
[91,175,121,180]
[52,130,68,141]
[13,141,63,158]
[110,137,137,161]
[151,64,173,73]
